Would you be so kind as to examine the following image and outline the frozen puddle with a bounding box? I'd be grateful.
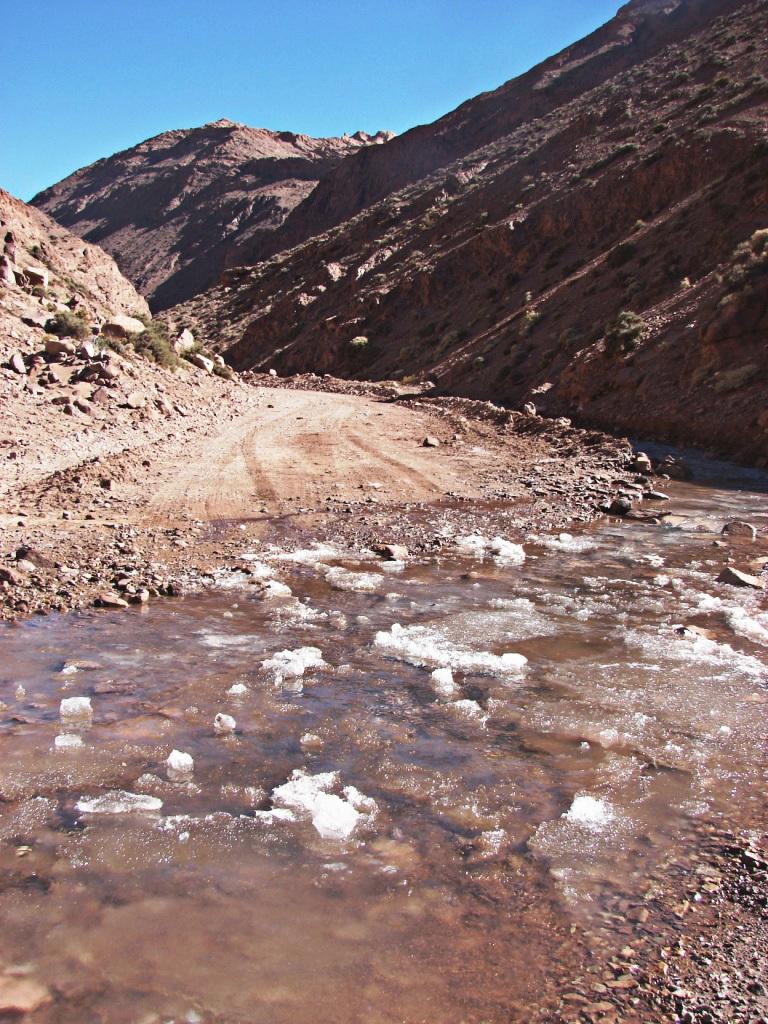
[0,461,766,1021]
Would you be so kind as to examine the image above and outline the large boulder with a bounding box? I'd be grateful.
[188,352,214,373]
[102,314,146,339]
[45,337,77,357]
[174,328,195,354]
[23,264,48,288]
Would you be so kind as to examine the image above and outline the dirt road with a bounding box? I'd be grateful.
[147,387,493,523]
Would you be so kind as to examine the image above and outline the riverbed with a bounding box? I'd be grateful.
[0,461,766,1023]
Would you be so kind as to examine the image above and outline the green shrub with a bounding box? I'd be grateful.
[349,335,369,349]
[132,320,180,369]
[712,364,759,393]
[605,310,647,355]
[213,362,234,380]
[47,310,91,340]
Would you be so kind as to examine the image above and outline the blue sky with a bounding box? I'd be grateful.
[1,1,622,201]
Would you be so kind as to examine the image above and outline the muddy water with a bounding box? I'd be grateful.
[1,465,767,1023]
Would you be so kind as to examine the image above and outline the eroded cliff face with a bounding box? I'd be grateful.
[31,122,392,310]
[172,0,766,463]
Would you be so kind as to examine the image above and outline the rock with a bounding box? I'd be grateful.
[102,314,146,338]
[676,624,717,641]
[45,336,76,357]
[130,589,150,605]
[73,398,92,415]
[631,452,653,473]
[268,368,278,377]
[8,351,26,374]
[23,264,49,289]
[523,402,537,416]
[126,391,146,410]
[15,559,36,573]
[0,976,52,1014]
[422,436,440,448]
[91,387,111,406]
[721,520,757,540]
[717,567,765,590]
[95,591,129,608]
[214,713,236,735]
[659,455,692,480]
[188,352,214,373]
[0,255,16,285]
[174,328,195,354]
[609,496,632,516]
[373,543,408,561]
[77,340,98,359]
[645,490,669,501]
[300,732,324,752]
[0,566,25,586]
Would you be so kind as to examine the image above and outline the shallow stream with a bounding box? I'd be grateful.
[1,458,767,1022]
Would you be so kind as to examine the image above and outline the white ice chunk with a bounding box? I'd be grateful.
[262,646,327,679]
[430,667,458,698]
[311,792,362,840]
[214,713,237,735]
[60,696,92,721]
[227,682,249,696]
[374,623,527,675]
[451,699,487,723]
[167,749,194,780]
[250,808,297,825]
[77,791,162,814]
[272,770,339,814]
[563,794,614,830]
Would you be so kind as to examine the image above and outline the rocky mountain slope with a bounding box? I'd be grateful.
[169,0,767,464]
[32,121,393,310]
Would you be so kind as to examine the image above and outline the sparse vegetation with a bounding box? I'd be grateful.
[132,319,180,369]
[349,335,369,349]
[604,310,647,355]
[46,310,91,340]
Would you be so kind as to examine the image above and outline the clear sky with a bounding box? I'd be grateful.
[1,1,623,201]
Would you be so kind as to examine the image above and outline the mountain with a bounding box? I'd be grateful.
[170,0,767,464]
[31,121,393,310]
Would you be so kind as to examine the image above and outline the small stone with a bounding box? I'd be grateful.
[422,436,440,448]
[126,391,146,410]
[609,496,632,516]
[717,567,765,590]
[631,452,653,473]
[0,565,25,586]
[523,402,537,416]
[300,732,324,752]
[8,351,27,375]
[45,336,77,357]
[95,591,129,608]
[188,352,214,373]
[373,543,408,561]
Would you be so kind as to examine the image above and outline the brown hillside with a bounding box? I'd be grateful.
[31,122,393,310]
[172,0,767,463]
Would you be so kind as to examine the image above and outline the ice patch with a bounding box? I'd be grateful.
[227,682,249,696]
[456,534,526,565]
[277,543,346,565]
[54,734,83,750]
[323,566,384,592]
[77,791,163,814]
[726,608,768,647]
[528,532,598,553]
[257,580,293,599]
[564,794,614,830]
[374,623,527,676]
[450,699,487,724]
